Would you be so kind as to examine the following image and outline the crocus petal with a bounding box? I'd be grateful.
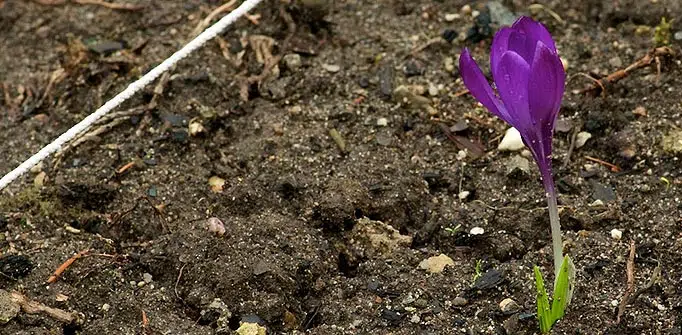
[490,27,513,74]
[459,48,512,124]
[512,16,557,54]
[527,42,565,129]
[507,31,536,65]
[527,42,565,160]
[493,51,531,130]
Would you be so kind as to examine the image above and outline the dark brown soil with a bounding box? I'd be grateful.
[1,0,682,334]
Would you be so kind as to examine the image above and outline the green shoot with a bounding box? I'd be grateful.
[472,259,483,283]
[444,224,461,235]
[534,255,575,333]
[654,17,673,47]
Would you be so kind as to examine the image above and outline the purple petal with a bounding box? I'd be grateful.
[507,31,536,65]
[490,28,513,74]
[527,42,565,158]
[512,16,557,54]
[493,51,531,130]
[459,48,512,124]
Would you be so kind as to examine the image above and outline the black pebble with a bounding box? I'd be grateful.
[0,254,33,279]
[442,29,457,43]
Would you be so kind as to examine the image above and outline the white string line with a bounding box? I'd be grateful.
[0,0,264,191]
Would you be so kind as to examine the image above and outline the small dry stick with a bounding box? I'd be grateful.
[47,249,90,283]
[577,47,676,95]
[174,263,186,302]
[73,0,143,10]
[11,291,76,323]
[584,155,621,172]
[191,0,238,37]
[141,309,149,332]
[616,240,636,324]
[116,161,137,174]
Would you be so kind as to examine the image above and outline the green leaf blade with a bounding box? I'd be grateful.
[550,255,576,322]
[534,265,553,333]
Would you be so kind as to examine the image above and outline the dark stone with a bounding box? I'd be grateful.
[147,186,158,198]
[241,314,266,326]
[380,308,403,325]
[88,40,126,55]
[450,120,469,133]
[161,113,189,127]
[465,12,493,43]
[171,129,189,143]
[471,269,504,291]
[584,259,610,275]
[0,254,33,278]
[590,180,616,203]
[403,59,424,77]
[378,62,394,98]
[357,76,370,88]
[442,29,457,43]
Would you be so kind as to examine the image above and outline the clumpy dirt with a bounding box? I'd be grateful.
[1,0,682,334]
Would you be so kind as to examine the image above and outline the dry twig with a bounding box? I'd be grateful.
[10,290,76,323]
[616,240,636,324]
[191,0,238,37]
[47,249,90,283]
[577,47,676,95]
[33,0,143,10]
[584,155,621,172]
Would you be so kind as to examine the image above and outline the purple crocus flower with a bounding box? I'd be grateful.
[459,16,567,276]
[459,16,565,191]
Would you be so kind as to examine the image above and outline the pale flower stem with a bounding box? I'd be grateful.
[543,176,563,281]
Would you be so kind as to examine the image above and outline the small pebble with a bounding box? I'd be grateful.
[458,191,470,200]
[428,84,439,97]
[608,56,623,68]
[575,131,592,148]
[376,117,388,127]
[206,217,226,236]
[101,303,110,312]
[419,254,454,273]
[444,13,460,22]
[322,63,341,73]
[460,4,472,15]
[452,297,468,306]
[610,229,623,240]
[443,57,454,72]
[469,227,484,235]
[282,53,302,71]
[499,298,519,314]
[498,128,525,151]
[143,273,153,283]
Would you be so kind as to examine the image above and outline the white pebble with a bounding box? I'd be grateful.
[458,191,470,200]
[206,217,226,236]
[469,227,485,235]
[498,128,525,151]
[610,229,623,240]
[575,131,592,148]
[322,63,341,73]
[444,13,460,22]
[376,117,388,127]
